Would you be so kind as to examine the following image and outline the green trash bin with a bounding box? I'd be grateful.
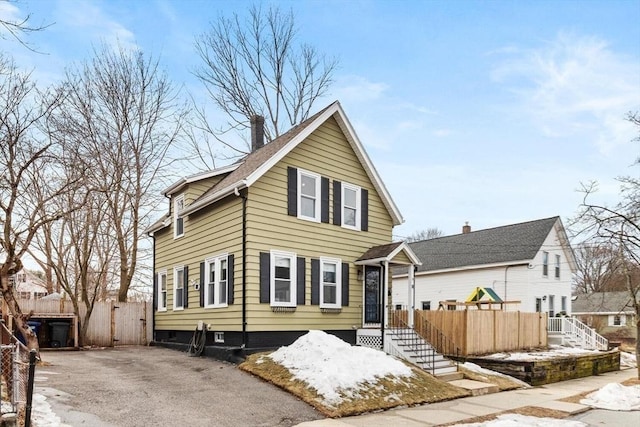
[49,322,70,348]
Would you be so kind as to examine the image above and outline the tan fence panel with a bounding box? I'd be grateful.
[80,302,113,347]
[114,302,147,345]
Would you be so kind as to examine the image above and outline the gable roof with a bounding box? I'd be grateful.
[408,217,561,273]
[572,292,636,314]
[356,241,422,266]
[181,101,403,225]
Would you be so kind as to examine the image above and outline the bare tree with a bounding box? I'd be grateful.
[0,0,51,51]
[575,111,640,378]
[573,242,620,294]
[192,4,337,166]
[0,55,72,350]
[49,44,184,302]
[405,228,444,243]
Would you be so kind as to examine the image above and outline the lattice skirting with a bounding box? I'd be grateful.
[356,332,382,349]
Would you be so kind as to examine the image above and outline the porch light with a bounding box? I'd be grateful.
[357,268,363,281]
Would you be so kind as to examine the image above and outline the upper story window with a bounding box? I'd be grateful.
[271,250,297,307]
[298,169,321,222]
[174,266,185,310]
[542,251,549,276]
[342,183,361,230]
[422,301,431,310]
[320,257,341,309]
[205,254,228,308]
[555,254,560,279]
[174,195,185,238]
[157,270,167,311]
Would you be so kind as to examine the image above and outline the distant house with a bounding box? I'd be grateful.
[12,269,48,300]
[572,291,637,343]
[392,217,576,315]
[146,101,420,357]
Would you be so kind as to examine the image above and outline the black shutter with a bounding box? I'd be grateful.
[259,252,270,303]
[297,257,305,305]
[361,189,369,231]
[199,262,205,307]
[311,259,320,305]
[287,167,297,216]
[152,273,157,310]
[321,177,329,223]
[183,265,189,308]
[342,263,349,306]
[333,181,342,225]
[227,254,235,304]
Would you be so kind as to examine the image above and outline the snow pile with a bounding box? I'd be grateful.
[485,346,598,361]
[454,414,587,426]
[30,393,68,427]
[462,362,530,388]
[620,351,637,369]
[269,330,413,406]
[580,383,640,411]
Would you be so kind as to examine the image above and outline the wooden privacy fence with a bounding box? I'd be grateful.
[12,299,152,347]
[393,310,547,356]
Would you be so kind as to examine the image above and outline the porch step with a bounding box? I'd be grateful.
[436,371,464,382]
[448,379,499,396]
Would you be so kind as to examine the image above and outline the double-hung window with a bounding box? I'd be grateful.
[174,195,184,238]
[542,251,549,277]
[173,266,185,310]
[320,257,341,308]
[205,254,228,308]
[271,251,297,307]
[341,183,361,230]
[157,270,167,311]
[298,169,321,222]
[554,254,560,279]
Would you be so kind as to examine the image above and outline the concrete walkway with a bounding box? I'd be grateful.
[296,369,639,426]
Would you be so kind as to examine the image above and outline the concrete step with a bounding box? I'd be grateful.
[435,371,464,382]
[431,365,458,376]
[448,379,499,396]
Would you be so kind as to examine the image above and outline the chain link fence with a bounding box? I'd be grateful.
[1,321,32,425]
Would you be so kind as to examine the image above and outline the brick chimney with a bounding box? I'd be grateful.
[250,115,265,152]
[462,222,471,234]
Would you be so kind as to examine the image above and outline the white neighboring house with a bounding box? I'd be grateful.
[392,217,577,315]
[11,269,48,300]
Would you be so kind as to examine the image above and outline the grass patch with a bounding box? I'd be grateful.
[459,366,526,391]
[239,352,470,418]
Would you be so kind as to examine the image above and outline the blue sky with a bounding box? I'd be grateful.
[2,0,639,240]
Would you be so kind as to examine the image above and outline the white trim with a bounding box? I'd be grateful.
[173,195,185,239]
[356,242,422,267]
[181,181,247,216]
[163,164,240,196]
[341,183,361,230]
[393,260,530,278]
[297,168,321,222]
[173,266,185,311]
[157,270,167,312]
[270,250,297,308]
[204,253,229,309]
[320,257,342,309]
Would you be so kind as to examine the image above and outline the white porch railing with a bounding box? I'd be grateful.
[548,316,608,350]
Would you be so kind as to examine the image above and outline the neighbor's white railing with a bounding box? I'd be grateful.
[548,316,608,350]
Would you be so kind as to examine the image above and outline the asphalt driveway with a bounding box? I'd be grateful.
[35,346,323,427]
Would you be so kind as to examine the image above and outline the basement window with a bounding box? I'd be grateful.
[214,332,224,343]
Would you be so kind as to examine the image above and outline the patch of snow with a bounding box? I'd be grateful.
[453,413,588,426]
[620,352,637,369]
[269,330,413,406]
[461,362,530,388]
[580,383,640,411]
[31,393,69,427]
[484,346,599,361]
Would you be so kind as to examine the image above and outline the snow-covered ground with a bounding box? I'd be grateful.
[483,345,601,361]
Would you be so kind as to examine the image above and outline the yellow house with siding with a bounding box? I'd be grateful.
[147,101,420,360]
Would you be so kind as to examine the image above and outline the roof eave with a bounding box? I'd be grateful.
[414,260,531,276]
[162,163,241,196]
[182,181,247,216]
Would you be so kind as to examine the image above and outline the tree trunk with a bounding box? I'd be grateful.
[0,273,39,351]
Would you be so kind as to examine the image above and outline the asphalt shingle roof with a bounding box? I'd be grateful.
[572,291,636,313]
[409,217,559,273]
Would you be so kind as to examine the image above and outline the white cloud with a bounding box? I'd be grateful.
[0,0,21,21]
[57,0,138,51]
[332,74,389,103]
[433,129,452,137]
[492,32,640,155]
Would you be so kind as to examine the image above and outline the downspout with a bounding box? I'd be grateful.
[504,265,511,302]
[151,234,156,342]
[234,187,248,348]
